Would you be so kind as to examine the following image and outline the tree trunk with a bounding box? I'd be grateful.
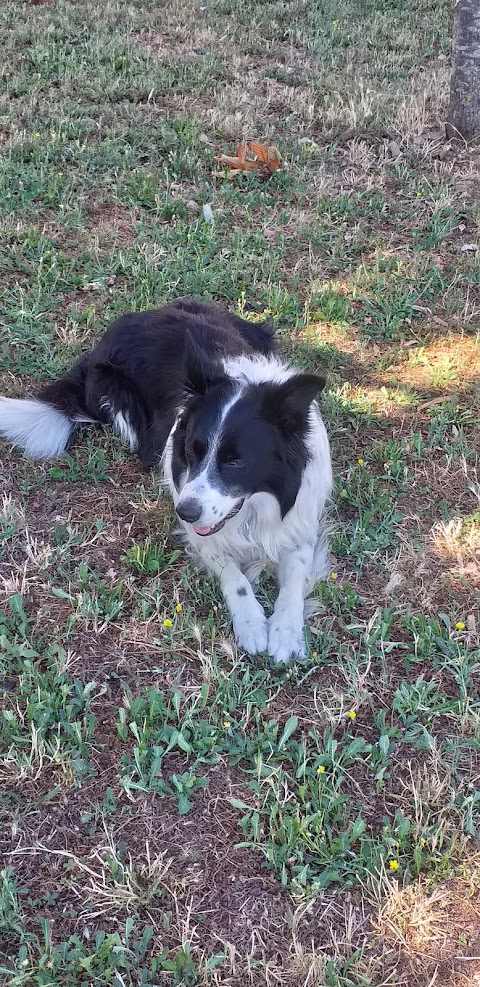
[447,0,480,139]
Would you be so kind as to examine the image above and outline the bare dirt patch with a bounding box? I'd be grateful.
[85,204,138,246]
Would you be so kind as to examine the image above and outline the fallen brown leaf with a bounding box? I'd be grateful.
[214,139,281,177]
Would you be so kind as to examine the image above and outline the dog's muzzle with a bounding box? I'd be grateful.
[189,499,245,537]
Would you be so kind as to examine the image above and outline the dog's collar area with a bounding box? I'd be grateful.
[192,499,245,536]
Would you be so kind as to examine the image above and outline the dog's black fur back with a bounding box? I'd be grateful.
[37,298,276,466]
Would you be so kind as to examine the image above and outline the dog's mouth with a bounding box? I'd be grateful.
[192,500,245,537]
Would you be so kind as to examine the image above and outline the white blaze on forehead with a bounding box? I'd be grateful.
[176,385,244,527]
[185,385,243,484]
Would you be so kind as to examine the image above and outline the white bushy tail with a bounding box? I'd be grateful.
[0,397,74,458]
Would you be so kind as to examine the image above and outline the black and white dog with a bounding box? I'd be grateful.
[0,298,332,663]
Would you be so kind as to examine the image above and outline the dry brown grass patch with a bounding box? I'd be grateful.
[382,511,480,616]
[381,335,480,395]
[391,63,450,142]
[129,0,217,58]
[132,26,217,60]
[373,861,480,986]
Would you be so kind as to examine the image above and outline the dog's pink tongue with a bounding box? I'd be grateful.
[192,524,212,535]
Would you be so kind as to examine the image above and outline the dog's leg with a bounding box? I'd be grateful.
[268,541,315,664]
[209,555,268,656]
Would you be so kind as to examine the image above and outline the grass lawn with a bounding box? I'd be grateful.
[1,0,480,983]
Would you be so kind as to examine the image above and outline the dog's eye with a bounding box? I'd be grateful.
[222,452,242,468]
[186,438,206,464]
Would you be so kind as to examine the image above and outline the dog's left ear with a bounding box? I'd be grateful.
[261,373,326,434]
[183,331,226,396]
[184,357,221,396]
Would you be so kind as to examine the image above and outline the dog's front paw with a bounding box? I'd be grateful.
[233,604,268,656]
[268,611,306,664]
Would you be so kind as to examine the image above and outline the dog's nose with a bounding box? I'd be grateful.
[176,498,202,523]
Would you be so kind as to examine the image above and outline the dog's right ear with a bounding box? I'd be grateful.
[261,373,326,435]
[182,332,225,396]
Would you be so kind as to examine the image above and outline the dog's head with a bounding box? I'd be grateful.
[171,345,325,536]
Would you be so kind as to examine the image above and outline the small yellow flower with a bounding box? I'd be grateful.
[311,650,318,659]
[419,838,426,846]
[222,720,231,729]
[329,572,337,581]
[33,132,40,138]
[455,621,465,630]
[175,603,182,612]
[347,709,356,720]
[357,457,364,465]
[317,765,325,774]
[388,859,399,871]
[162,618,173,628]
[57,171,63,176]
